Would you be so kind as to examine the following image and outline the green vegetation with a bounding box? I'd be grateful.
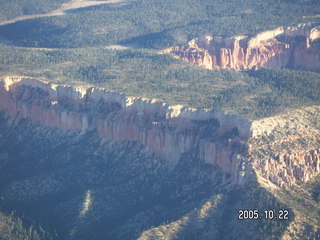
[0,0,68,20]
[0,1,319,239]
[0,212,54,240]
[264,176,320,240]
[310,178,320,203]
[241,181,292,240]
[1,44,320,119]
[0,0,320,48]
[0,0,319,119]
[0,115,293,240]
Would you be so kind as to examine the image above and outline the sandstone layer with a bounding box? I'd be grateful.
[256,149,320,188]
[0,76,319,188]
[250,106,320,187]
[161,24,320,71]
[0,76,250,184]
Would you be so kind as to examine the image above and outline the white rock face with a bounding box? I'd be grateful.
[1,76,254,138]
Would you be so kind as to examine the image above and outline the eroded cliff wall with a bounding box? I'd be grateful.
[256,149,320,188]
[161,24,320,71]
[1,76,319,188]
[250,106,320,187]
[0,76,251,184]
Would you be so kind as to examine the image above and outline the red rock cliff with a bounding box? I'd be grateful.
[0,76,251,184]
[1,77,319,187]
[161,24,320,71]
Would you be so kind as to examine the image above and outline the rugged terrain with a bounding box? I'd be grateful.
[0,76,319,239]
[0,76,251,182]
[162,24,320,71]
[0,0,319,239]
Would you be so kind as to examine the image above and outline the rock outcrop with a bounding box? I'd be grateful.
[255,149,320,188]
[0,76,251,184]
[1,76,319,188]
[249,106,320,187]
[161,24,320,71]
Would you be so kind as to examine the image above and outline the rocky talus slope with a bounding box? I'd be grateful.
[161,24,320,71]
[0,76,319,189]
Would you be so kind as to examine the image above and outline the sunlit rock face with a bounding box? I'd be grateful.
[1,76,319,188]
[259,149,320,188]
[162,24,320,71]
[0,76,252,184]
[249,106,320,188]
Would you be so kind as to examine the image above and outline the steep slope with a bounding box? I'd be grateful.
[0,76,319,239]
[0,111,295,240]
[1,76,319,188]
[249,107,320,239]
[162,24,320,71]
[0,76,251,182]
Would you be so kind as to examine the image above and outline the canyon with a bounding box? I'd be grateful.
[0,76,319,188]
[0,1,319,238]
[161,24,320,71]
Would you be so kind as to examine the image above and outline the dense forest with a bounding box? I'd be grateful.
[0,0,320,48]
[0,0,68,20]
